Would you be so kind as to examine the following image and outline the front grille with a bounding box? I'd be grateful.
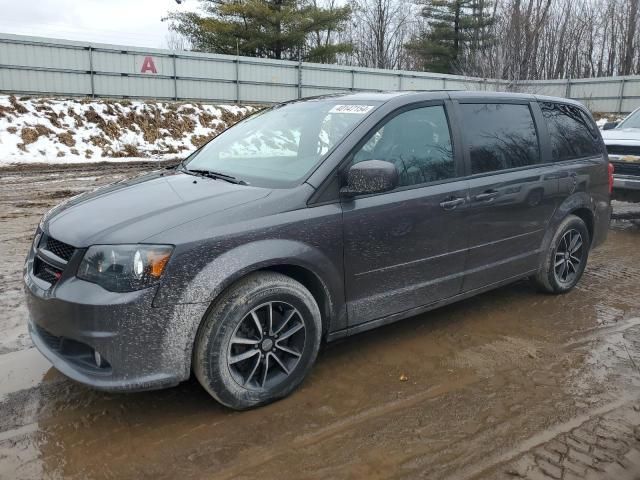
[39,235,75,262]
[606,144,640,156]
[33,256,63,285]
[612,161,640,177]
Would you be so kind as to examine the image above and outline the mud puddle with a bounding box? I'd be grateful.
[1,163,640,479]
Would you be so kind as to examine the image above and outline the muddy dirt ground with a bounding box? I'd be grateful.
[1,163,640,480]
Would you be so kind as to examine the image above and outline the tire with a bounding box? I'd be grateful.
[193,271,322,410]
[533,214,590,294]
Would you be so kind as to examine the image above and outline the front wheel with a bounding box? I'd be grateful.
[193,272,322,410]
[533,214,590,294]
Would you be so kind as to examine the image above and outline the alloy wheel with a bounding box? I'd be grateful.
[227,301,306,390]
[554,229,584,285]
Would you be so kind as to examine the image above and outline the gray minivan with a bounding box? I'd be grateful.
[24,91,612,409]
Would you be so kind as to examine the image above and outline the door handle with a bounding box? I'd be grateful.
[439,197,466,210]
[474,190,499,202]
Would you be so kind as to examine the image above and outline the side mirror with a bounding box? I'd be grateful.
[602,121,619,130]
[341,160,398,197]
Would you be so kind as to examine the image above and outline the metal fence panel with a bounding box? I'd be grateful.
[523,82,566,97]
[303,66,350,89]
[448,79,480,90]
[177,56,235,81]
[571,79,620,100]
[0,68,89,95]
[621,98,640,113]
[584,99,614,112]
[0,39,88,70]
[622,80,640,97]
[177,79,236,102]
[239,83,297,103]
[239,61,298,85]
[402,76,446,90]
[354,72,399,91]
[93,50,174,76]
[94,75,174,99]
[301,86,350,97]
[1,33,640,112]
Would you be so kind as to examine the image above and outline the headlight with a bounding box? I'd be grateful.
[77,245,173,292]
[32,229,43,253]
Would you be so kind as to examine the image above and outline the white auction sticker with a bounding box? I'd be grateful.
[329,104,376,114]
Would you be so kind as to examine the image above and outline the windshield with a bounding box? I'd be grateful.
[185,100,382,188]
[619,109,640,129]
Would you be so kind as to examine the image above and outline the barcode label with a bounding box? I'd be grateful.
[328,105,375,114]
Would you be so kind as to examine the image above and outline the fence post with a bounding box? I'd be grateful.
[235,57,240,104]
[351,69,355,91]
[565,76,572,98]
[398,73,403,91]
[298,58,302,99]
[88,46,95,98]
[442,77,446,89]
[617,78,626,114]
[172,54,178,101]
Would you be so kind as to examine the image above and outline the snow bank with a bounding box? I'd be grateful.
[0,95,258,165]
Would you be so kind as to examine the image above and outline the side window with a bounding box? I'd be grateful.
[352,105,455,187]
[540,102,601,161]
[459,103,540,174]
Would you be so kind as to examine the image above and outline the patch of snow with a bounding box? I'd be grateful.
[595,115,625,130]
[0,95,257,166]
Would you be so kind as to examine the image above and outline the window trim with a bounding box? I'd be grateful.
[333,100,463,199]
[450,99,544,179]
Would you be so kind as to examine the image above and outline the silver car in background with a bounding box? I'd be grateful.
[602,107,640,201]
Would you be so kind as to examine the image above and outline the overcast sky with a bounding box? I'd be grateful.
[0,0,198,49]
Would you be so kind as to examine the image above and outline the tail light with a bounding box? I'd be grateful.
[608,162,614,194]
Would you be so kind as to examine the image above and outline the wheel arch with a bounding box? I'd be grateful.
[259,264,333,339]
[569,207,594,243]
[188,261,335,376]
[193,262,336,340]
[180,238,343,339]
[537,192,595,269]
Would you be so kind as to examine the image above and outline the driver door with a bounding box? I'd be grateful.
[341,103,470,327]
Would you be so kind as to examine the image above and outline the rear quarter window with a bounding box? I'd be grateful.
[540,102,601,161]
[459,103,540,175]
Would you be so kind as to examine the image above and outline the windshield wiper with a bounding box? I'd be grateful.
[179,166,248,185]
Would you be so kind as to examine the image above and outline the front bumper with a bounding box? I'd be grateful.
[24,263,208,392]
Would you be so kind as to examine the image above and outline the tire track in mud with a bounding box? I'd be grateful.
[206,322,640,480]
[487,402,640,480]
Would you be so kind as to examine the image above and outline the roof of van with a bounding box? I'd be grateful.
[299,90,585,108]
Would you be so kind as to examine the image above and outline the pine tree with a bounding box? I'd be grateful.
[165,0,352,62]
[407,0,494,74]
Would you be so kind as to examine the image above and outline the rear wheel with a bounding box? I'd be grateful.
[533,214,590,294]
[193,272,322,410]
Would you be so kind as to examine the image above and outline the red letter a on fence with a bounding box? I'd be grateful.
[141,56,158,74]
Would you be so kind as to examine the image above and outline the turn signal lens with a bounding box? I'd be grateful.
[147,250,171,278]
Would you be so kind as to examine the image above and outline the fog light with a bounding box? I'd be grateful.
[94,350,102,367]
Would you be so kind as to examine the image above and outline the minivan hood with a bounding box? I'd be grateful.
[44,170,271,246]
[601,128,640,143]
